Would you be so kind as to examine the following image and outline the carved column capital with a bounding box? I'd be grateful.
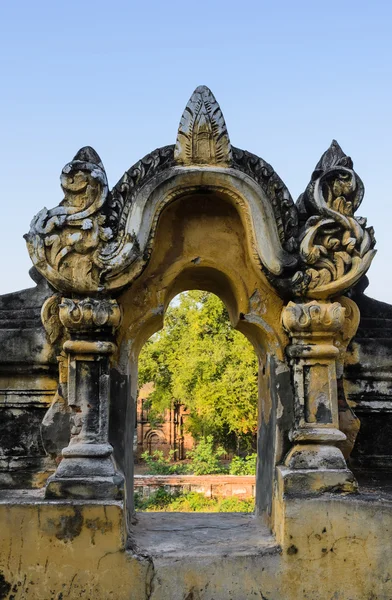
[282,300,345,338]
[59,298,122,334]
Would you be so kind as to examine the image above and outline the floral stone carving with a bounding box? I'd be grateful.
[282,300,346,337]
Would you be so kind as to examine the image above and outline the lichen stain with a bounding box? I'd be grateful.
[85,517,113,545]
[43,507,83,541]
[316,402,332,424]
[0,572,11,600]
[287,544,298,555]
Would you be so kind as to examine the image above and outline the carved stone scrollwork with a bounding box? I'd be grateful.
[41,294,64,346]
[25,147,111,294]
[232,147,299,254]
[25,91,375,302]
[292,140,376,298]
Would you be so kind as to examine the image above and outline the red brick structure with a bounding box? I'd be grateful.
[136,383,194,461]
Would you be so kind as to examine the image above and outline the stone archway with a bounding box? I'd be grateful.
[24,85,376,535]
[144,429,166,455]
[112,186,292,527]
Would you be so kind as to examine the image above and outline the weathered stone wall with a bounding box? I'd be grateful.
[0,276,58,489]
[344,291,392,471]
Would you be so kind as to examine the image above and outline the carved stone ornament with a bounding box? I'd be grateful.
[41,294,64,345]
[292,141,376,299]
[25,147,111,294]
[232,147,299,254]
[58,298,122,333]
[25,89,376,301]
[174,85,232,166]
[282,300,345,336]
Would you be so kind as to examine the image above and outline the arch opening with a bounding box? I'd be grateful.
[110,188,292,528]
[134,291,260,514]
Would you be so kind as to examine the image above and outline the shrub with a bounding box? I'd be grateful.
[229,453,257,475]
[134,487,178,511]
[141,450,188,475]
[135,489,255,512]
[168,491,215,512]
[186,435,226,475]
[217,496,254,512]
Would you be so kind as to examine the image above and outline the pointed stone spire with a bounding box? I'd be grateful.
[174,85,232,166]
[311,139,353,181]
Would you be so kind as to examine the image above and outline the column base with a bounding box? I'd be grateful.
[285,443,347,470]
[45,474,124,500]
[276,465,357,497]
[45,444,124,500]
[279,442,358,496]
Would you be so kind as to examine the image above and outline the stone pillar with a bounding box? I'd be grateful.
[45,298,124,499]
[278,300,357,495]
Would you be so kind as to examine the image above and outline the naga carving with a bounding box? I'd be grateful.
[292,140,376,298]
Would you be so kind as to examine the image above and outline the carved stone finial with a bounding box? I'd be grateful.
[174,85,232,166]
[292,140,376,298]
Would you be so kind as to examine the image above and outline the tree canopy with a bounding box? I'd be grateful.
[138,291,258,452]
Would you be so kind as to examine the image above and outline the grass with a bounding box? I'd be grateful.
[134,488,255,512]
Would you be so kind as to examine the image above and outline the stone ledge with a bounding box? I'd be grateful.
[131,512,279,559]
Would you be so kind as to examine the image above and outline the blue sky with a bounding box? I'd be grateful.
[0,1,391,302]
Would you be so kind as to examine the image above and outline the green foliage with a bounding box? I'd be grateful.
[168,491,215,512]
[229,453,257,475]
[141,450,188,475]
[138,291,258,451]
[217,496,254,512]
[134,487,175,510]
[141,437,225,475]
[185,435,226,475]
[135,489,255,513]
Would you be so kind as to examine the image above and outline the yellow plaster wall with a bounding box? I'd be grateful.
[1,496,392,599]
[0,501,148,600]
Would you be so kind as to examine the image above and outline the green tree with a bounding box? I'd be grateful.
[138,291,258,452]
